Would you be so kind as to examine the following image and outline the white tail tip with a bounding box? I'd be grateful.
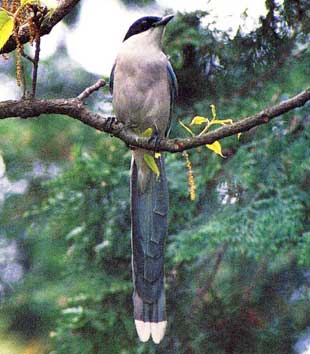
[151,321,167,344]
[135,320,151,342]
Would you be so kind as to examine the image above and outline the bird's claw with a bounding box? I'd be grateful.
[148,132,162,152]
[105,117,117,130]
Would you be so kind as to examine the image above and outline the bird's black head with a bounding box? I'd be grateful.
[123,15,174,42]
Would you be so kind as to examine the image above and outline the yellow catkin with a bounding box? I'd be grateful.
[16,4,23,24]
[183,151,196,201]
[28,18,36,44]
[10,0,20,13]
[13,18,23,86]
[26,4,42,45]
[2,0,9,10]
[15,48,22,86]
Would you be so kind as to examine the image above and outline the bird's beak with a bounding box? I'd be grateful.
[154,15,174,27]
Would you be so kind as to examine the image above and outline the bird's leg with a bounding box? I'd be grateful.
[148,129,162,152]
[105,116,117,130]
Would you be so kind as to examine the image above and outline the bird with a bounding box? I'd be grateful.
[109,15,177,344]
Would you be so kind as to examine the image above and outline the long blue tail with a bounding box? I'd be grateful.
[131,154,168,344]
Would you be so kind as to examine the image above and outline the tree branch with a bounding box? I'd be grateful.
[21,50,35,64]
[0,0,80,55]
[191,243,228,311]
[31,34,41,97]
[0,82,309,152]
[77,79,106,101]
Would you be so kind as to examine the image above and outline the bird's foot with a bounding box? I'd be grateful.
[105,116,117,130]
[148,131,162,152]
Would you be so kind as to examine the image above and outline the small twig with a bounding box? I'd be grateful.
[31,34,41,98]
[240,257,268,305]
[21,50,35,64]
[224,257,268,354]
[191,243,228,312]
[30,3,48,98]
[77,79,106,101]
[21,63,28,98]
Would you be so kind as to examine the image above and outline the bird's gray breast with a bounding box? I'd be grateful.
[112,45,171,136]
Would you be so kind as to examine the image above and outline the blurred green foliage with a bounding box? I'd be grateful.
[0,1,310,353]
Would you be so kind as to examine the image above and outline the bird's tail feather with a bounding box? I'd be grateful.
[131,152,168,344]
[133,290,167,343]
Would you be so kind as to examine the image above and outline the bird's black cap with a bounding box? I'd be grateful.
[123,15,174,42]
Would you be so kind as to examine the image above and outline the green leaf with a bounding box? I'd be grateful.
[199,118,233,136]
[141,127,153,138]
[206,141,225,158]
[143,153,160,177]
[179,120,195,137]
[190,116,209,125]
[0,9,13,50]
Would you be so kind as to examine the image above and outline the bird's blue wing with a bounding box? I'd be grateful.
[167,60,178,105]
[166,60,178,136]
[109,63,116,95]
